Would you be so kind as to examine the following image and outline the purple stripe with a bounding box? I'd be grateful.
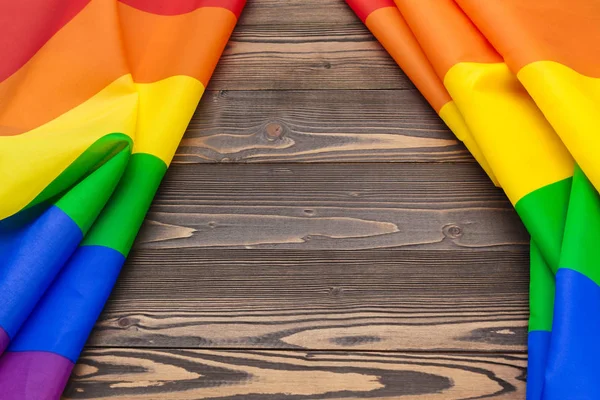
[0,327,8,354]
[0,351,74,400]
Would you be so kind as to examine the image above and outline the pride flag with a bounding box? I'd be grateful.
[345,0,497,185]
[456,2,600,398]
[346,0,600,398]
[0,0,245,398]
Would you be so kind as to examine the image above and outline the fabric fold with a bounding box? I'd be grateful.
[345,0,498,185]
[347,0,600,398]
[0,0,246,397]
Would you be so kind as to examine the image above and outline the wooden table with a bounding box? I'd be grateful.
[63,1,530,398]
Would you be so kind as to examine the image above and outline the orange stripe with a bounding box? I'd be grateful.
[365,6,451,112]
[363,6,497,185]
[456,0,600,77]
[0,0,90,82]
[119,0,245,18]
[394,0,501,79]
[118,3,238,86]
[0,0,128,136]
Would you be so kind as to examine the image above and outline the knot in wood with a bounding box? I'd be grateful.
[117,317,137,328]
[443,224,463,239]
[265,122,284,140]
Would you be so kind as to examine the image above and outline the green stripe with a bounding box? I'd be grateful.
[31,134,132,211]
[515,177,572,273]
[1,133,132,230]
[559,165,600,287]
[82,153,167,256]
[529,241,555,332]
[516,176,572,333]
[55,139,131,233]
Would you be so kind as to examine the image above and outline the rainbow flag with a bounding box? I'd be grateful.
[455,1,600,398]
[345,0,497,185]
[0,0,245,398]
[346,0,600,398]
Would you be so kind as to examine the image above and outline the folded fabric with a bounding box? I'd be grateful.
[453,4,600,396]
[345,0,498,185]
[0,0,246,398]
[346,0,600,398]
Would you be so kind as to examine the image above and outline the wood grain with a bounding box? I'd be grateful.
[208,1,411,90]
[237,0,359,26]
[88,248,528,352]
[135,163,528,251]
[65,349,526,399]
[178,90,469,164]
[73,2,532,399]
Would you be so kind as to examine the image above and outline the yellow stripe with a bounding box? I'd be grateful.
[133,75,205,166]
[518,61,600,191]
[439,100,499,186]
[444,62,573,204]
[0,75,138,220]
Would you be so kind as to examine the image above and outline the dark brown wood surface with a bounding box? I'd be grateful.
[208,1,412,90]
[65,1,529,398]
[178,90,469,164]
[88,248,529,352]
[65,350,526,400]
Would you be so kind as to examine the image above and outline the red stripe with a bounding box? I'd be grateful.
[119,0,246,18]
[345,0,396,23]
[0,0,90,82]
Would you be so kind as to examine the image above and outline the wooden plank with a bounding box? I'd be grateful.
[208,2,411,90]
[135,163,528,251]
[64,349,526,399]
[237,0,360,26]
[89,248,528,351]
[178,90,469,164]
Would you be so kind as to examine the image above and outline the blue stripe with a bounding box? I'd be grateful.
[0,206,82,338]
[543,268,600,400]
[527,330,551,400]
[9,245,125,362]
